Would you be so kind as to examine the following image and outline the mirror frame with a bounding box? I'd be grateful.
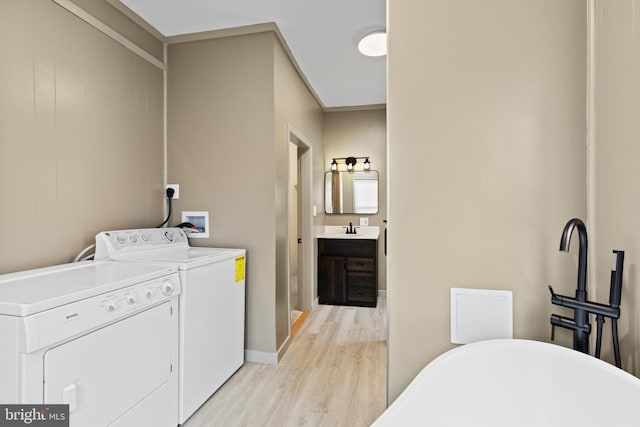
[324,170,379,214]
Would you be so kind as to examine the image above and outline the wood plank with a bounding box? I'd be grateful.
[184,299,387,426]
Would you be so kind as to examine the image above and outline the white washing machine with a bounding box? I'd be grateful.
[0,261,181,427]
[95,228,246,424]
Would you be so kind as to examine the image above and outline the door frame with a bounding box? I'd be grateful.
[287,125,313,319]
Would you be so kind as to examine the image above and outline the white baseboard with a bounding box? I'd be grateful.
[245,349,278,365]
[245,334,292,365]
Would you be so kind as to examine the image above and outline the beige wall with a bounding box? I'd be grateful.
[0,0,164,274]
[387,0,587,401]
[593,0,640,373]
[274,38,325,351]
[324,109,387,291]
[168,33,277,353]
[168,31,324,356]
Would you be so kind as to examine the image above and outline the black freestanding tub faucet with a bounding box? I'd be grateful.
[558,218,590,353]
[549,218,624,367]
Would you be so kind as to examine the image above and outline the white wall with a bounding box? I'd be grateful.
[387,0,587,401]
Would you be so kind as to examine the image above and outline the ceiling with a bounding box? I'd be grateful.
[119,0,387,109]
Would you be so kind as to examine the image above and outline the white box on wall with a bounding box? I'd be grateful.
[181,211,209,238]
[450,288,513,344]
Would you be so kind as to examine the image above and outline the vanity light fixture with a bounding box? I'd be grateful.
[358,31,387,57]
[330,156,372,172]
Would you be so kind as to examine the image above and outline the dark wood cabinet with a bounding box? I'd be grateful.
[318,238,377,307]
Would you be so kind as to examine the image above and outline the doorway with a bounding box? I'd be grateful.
[288,140,302,328]
[288,126,313,335]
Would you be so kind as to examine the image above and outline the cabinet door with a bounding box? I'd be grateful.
[318,256,346,304]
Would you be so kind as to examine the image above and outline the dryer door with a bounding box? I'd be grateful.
[43,302,173,426]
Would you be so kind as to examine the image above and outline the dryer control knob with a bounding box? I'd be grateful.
[145,290,153,299]
[161,281,174,296]
[127,296,136,305]
[115,236,126,245]
[106,302,116,313]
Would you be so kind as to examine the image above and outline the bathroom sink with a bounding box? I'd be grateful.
[317,225,379,240]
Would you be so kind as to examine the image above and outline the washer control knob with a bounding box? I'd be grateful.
[129,235,138,243]
[161,281,175,296]
[115,236,126,245]
[165,231,175,242]
[140,233,150,242]
[127,296,136,305]
[146,290,153,299]
[106,302,116,313]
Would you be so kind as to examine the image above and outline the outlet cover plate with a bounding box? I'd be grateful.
[167,184,179,199]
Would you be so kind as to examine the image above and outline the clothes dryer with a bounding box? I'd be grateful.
[0,261,180,427]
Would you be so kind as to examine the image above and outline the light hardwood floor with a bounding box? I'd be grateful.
[184,299,387,427]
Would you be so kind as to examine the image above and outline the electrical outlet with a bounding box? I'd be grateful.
[359,217,369,226]
[167,184,180,199]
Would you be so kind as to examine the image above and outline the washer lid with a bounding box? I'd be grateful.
[110,247,246,270]
[0,261,177,317]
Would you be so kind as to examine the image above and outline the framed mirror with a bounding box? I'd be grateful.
[324,170,379,214]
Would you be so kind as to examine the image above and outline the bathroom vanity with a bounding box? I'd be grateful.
[317,228,379,307]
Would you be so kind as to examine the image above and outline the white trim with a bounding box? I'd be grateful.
[163,42,169,218]
[586,0,597,299]
[245,349,278,365]
[105,0,167,41]
[50,0,165,70]
[244,336,291,365]
[378,290,387,298]
[287,125,314,313]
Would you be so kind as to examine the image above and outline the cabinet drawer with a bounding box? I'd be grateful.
[347,287,377,304]
[347,272,376,289]
[347,257,374,272]
[318,239,376,257]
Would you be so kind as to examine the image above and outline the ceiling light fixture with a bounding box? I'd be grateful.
[358,31,387,57]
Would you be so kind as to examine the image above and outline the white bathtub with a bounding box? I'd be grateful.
[373,339,640,426]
